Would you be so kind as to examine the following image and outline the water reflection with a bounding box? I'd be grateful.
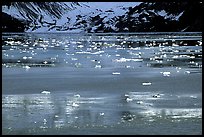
[2,91,202,131]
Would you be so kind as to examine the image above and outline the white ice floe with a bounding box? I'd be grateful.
[95,65,102,68]
[74,94,81,98]
[114,58,143,63]
[22,56,28,59]
[142,82,152,86]
[152,94,161,98]
[124,94,133,102]
[72,102,79,107]
[136,101,144,104]
[190,95,197,99]
[100,112,105,116]
[160,71,171,77]
[23,65,31,70]
[112,72,120,75]
[184,71,190,74]
[41,90,51,94]
[126,97,133,102]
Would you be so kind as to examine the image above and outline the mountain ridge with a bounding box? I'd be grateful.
[2,2,202,32]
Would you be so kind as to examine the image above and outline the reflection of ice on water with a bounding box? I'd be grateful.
[2,90,202,131]
[122,91,202,123]
[140,108,202,121]
[1,90,202,135]
[2,93,117,130]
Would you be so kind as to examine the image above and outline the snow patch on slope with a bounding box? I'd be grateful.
[3,2,142,32]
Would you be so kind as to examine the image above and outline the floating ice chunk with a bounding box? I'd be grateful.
[112,72,120,75]
[190,95,197,99]
[185,71,190,74]
[23,66,30,70]
[43,61,48,64]
[72,102,79,107]
[176,67,181,73]
[152,94,161,98]
[190,56,195,59]
[43,119,47,125]
[41,90,50,94]
[74,94,80,98]
[71,58,78,61]
[114,58,143,63]
[75,63,82,68]
[124,93,133,102]
[136,101,143,104]
[113,58,126,62]
[54,115,59,118]
[95,65,102,68]
[126,97,133,102]
[142,82,152,86]
[22,56,27,59]
[160,71,171,77]
[91,59,98,62]
[92,51,104,55]
[100,112,105,116]
[124,94,129,97]
[77,45,84,48]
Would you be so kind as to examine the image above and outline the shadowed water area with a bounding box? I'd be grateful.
[2,32,202,135]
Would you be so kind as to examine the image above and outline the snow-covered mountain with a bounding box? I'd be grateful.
[2,2,202,32]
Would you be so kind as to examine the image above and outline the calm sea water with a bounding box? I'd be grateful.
[2,32,202,135]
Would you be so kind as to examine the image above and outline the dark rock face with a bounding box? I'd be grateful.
[2,2,202,32]
[176,2,202,31]
[2,12,27,32]
[113,2,202,32]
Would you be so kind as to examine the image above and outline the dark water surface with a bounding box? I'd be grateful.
[2,32,202,135]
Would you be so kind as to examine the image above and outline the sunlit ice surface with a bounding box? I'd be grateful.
[2,32,202,135]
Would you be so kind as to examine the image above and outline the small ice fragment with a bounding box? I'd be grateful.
[100,112,104,116]
[95,65,102,68]
[136,101,143,104]
[190,95,197,99]
[43,61,48,64]
[23,66,30,70]
[74,94,80,98]
[161,71,171,77]
[124,94,129,97]
[152,94,161,98]
[41,90,50,94]
[142,82,152,86]
[72,102,79,107]
[75,63,82,68]
[43,119,47,123]
[71,58,78,61]
[185,71,190,74]
[54,115,59,118]
[112,72,120,75]
[77,45,84,48]
[126,97,133,102]
[22,56,27,59]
